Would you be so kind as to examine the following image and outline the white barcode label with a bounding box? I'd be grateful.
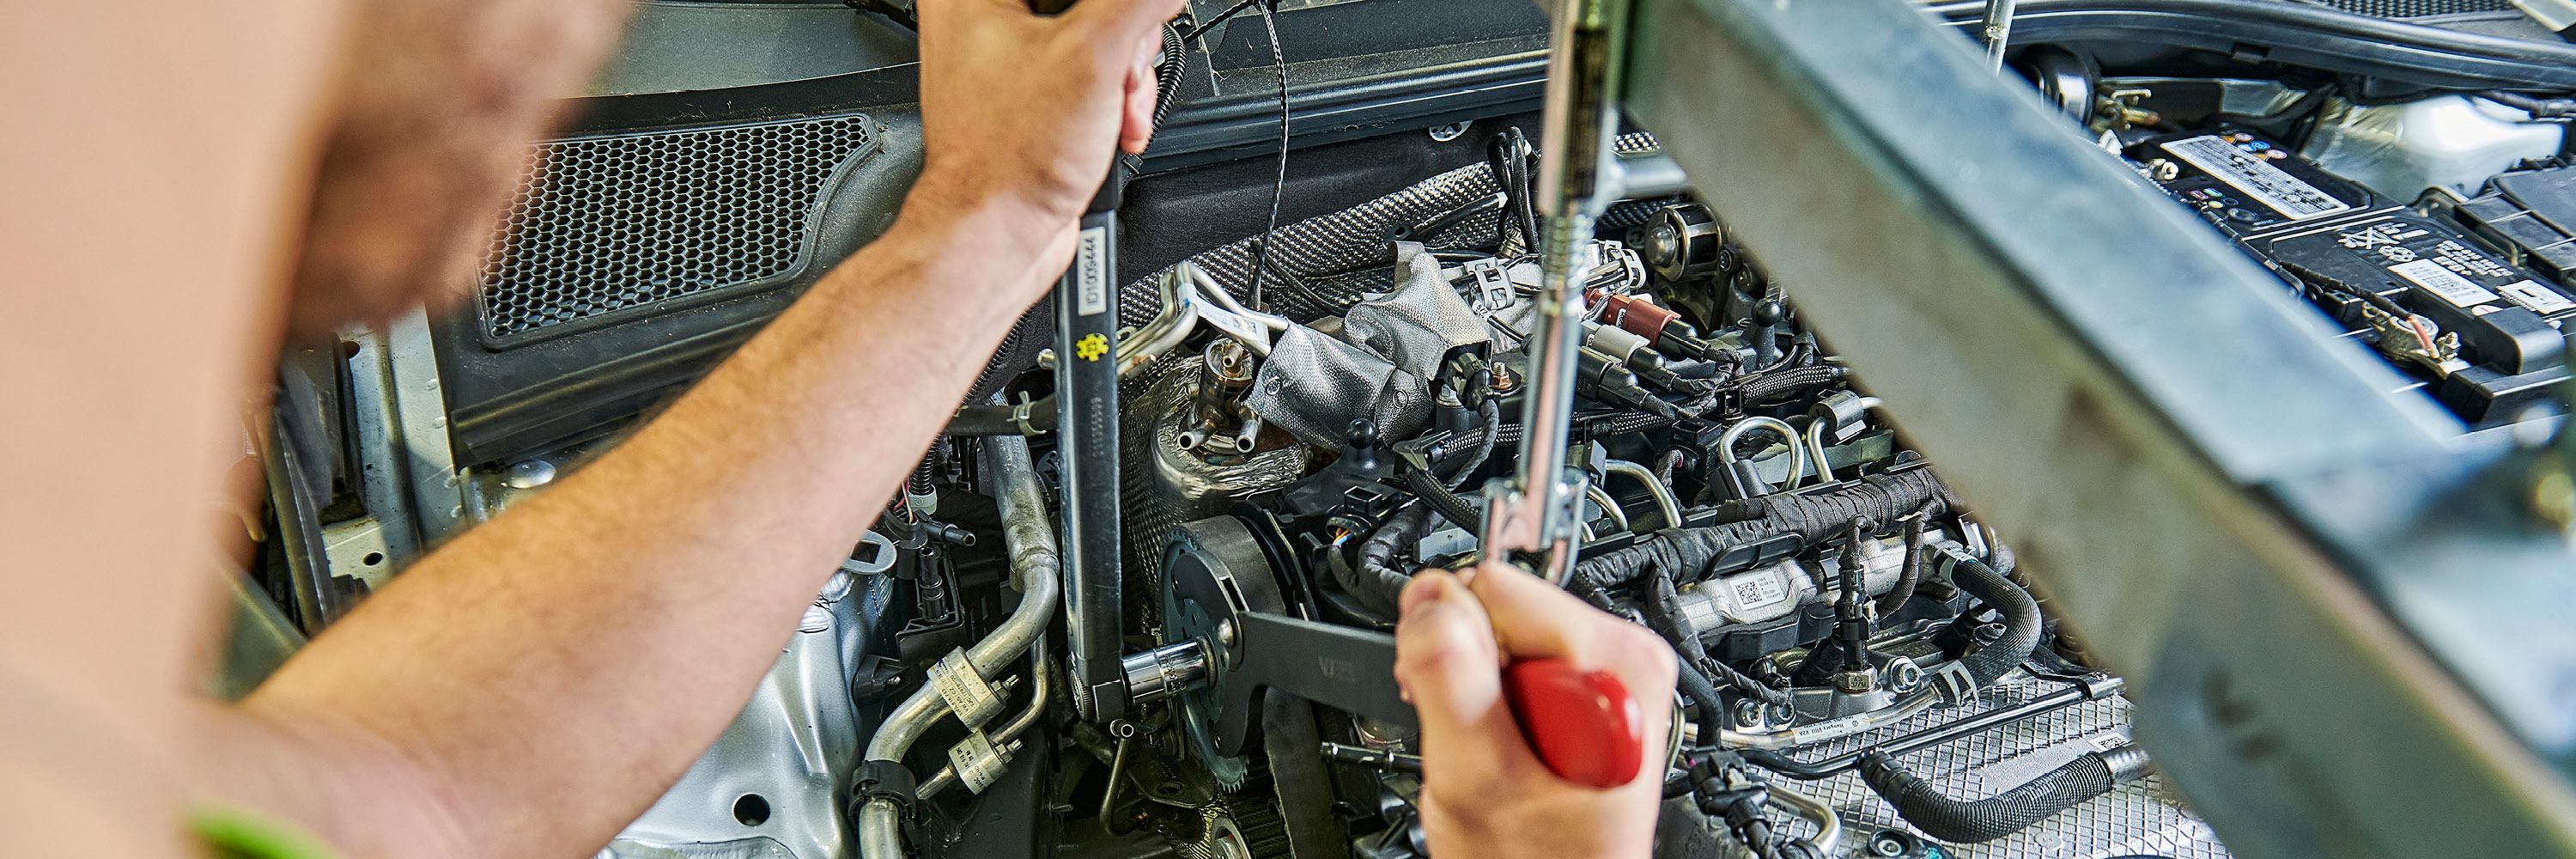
[1075,225,1109,316]
[1728,570,1789,612]
[2388,259,2500,308]
[2161,135,2351,220]
[2499,279,2576,314]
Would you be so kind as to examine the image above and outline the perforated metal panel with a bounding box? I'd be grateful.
[2301,0,2514,16]
[476,115,879,340]
[1750,674,2232,859]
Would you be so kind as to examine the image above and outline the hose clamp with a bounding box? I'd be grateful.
[1011,392,1045,436]
[855,759,918,807]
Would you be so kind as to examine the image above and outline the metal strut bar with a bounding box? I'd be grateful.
[1618,0,2576,856]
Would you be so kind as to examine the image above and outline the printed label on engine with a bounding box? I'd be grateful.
[1728,570,1789,612]
[2389,259,2503,308]
[2162,135,2351,220]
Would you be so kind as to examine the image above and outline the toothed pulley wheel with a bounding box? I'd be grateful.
[1157,516,1288,793]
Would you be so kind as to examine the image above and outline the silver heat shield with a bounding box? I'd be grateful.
[1747,673,2232,859]
[1120,355,1308,624]
[1249,247,1491,446]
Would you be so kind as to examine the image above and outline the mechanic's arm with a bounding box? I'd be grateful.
[1394,564,1680,859]
[207,3,1182,857]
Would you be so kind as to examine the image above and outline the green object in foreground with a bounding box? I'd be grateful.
[192,807,339,859]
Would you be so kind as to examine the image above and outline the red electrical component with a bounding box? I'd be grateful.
[1594,291,1682,341]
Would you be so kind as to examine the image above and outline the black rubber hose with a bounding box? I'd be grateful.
[1674,656,1732,737]
[1572,469,1953,588]
[1949,557,2044,688]
[1872,503,1935,617]
[1402,466,1483,531]
[1341,504,1432,615]
[1443,399,1504,490]
[945,396,1058,436]
[1857,746,2150,844]
[1642,576,1732,724]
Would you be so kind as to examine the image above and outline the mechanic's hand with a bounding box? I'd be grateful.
[911,0,1182,253]
[1394,563,1677,859]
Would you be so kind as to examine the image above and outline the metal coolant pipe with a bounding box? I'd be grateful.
[860,435,1061,859]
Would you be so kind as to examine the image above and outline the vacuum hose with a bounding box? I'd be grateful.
[1858,745,2152,843]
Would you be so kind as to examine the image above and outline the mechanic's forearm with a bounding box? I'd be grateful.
[231,178,1068,859]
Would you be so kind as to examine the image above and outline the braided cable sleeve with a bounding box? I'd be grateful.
[1401,466,1483,532]
[1571,469,1953,588]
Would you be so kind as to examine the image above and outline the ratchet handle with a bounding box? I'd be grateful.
[1501,657,1646,789]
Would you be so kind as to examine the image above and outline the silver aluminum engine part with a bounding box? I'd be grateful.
[2301,94,2565,201]
[1749,673,2232,859]
[917,639,1049,800]
[600,570,895,859]
[1674,534,1926,631]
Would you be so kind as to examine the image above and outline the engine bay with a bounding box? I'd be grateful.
[236,1,2576,857]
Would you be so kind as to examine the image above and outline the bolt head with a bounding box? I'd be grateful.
[503,458,558,489]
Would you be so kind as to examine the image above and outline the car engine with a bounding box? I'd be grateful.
[234,1,2576,857]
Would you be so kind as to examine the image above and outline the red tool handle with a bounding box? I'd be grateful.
[1500,658,1646,789]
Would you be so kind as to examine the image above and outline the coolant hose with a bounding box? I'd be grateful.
[859,435,1061,859]
[1857,745,2152,844]
[946,396,1057,436]
[1947,555,2042,688]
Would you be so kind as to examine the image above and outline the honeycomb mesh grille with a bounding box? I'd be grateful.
[476,115,878,339]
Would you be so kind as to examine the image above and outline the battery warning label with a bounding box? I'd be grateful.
[2162,135,2352,220]
[2388,259,2501,308]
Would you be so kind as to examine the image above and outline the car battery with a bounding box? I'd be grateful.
[2129,129,2576,424]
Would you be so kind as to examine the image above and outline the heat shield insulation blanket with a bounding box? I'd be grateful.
[1249,248,1490,446]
